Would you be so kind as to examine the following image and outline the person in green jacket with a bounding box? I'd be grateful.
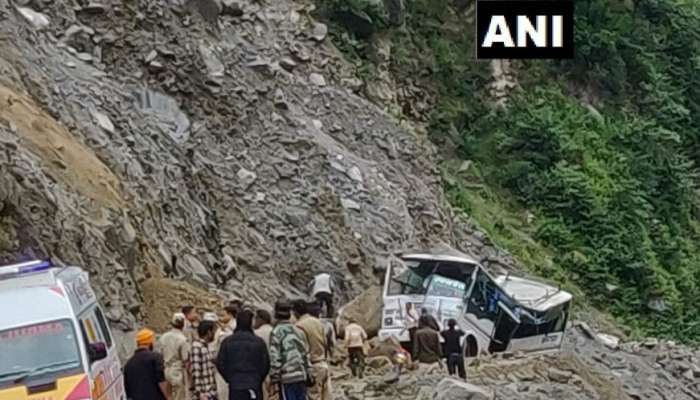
[269,301,312,400]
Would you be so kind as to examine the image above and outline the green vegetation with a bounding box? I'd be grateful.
[316,0,700,342]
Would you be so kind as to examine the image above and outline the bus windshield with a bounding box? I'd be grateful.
[426,275,466,298]
[0,319,83,387]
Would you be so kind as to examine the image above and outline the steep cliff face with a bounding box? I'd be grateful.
[0,0,516,329]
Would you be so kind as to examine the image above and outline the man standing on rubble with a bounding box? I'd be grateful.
[216,309,270,400]
[294,300,332,400]
[441,318,466,379]
[344,316,367,378]
[413,316,443,365]
[124,328,170,400]
[309,272,335,318]
[190,320,218,400]
[307,303,336,361]
[269,301,312,400]
[157,313,190,400]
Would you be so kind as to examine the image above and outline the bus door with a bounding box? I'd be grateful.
[488,302,521,353]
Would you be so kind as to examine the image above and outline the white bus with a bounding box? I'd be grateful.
[378,249,572,357]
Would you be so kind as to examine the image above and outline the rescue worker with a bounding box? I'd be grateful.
[190,320,218,400]
[269,301,312,400]
[124,328,170,400]
[157,313,190,400]
[214,306,238,400]
[183,305,200,343]
[413,316,443,365]
[440,319,466,379]
[216,309,270,400]
[294,300,331,400]
[343,317,367,378]
[254,309,275,400]
[308,273,335,318]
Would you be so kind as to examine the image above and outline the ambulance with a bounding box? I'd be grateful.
[0,259,125,400]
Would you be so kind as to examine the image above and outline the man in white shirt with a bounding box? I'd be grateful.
[309,272,335,318]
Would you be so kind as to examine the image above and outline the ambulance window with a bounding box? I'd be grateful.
[79,322,89,346]
[83,316,99,343]
[94,307,113,348]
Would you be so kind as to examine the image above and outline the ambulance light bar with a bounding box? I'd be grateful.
[0,260,54,281]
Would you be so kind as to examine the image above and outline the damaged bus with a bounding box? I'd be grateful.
[378,248,572,357]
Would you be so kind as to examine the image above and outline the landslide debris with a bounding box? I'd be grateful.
[331,325,700,400]
[0,0,517,330]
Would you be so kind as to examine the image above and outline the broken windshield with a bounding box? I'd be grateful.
[386,257,476,297]
[425,275,466,298]
[387,259,426,296]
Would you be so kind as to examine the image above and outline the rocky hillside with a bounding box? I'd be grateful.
[0,0,519,330]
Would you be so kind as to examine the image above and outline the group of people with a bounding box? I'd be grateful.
[123,295,366,400]
[405,303,467,380]
[122,273,468,400]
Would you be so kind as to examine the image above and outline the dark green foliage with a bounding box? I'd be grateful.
[471,86,700,341]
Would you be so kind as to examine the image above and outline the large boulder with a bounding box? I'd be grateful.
[433,378,495,400]
[336,285,382,337]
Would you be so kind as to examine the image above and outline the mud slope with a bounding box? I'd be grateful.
[0,0,515,328]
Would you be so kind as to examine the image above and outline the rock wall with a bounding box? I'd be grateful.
[0,0,518,330]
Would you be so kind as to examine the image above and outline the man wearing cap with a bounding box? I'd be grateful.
[124,328,170,400]
[157,313,190,400]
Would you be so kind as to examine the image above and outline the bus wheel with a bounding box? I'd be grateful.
[464,336,478,358]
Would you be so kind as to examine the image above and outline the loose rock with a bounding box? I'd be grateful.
[310,72,327,87]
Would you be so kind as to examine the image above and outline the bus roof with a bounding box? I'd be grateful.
[401,243,479,265]
[494,275,572,312]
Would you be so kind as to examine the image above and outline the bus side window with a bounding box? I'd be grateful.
[94,307,113,349]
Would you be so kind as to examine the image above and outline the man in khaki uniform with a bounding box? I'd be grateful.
[294,301,331,400]
[157,312,190,400]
